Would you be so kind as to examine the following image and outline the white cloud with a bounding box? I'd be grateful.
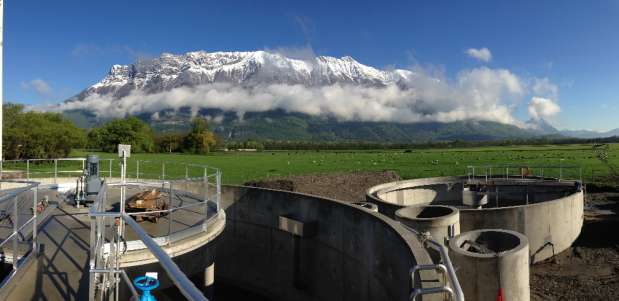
[264,44,316,61]
[151,112,160,120]
[264,117,273,123]
[465,47,492,62]
[532,78,558,100]
[528,97,562,118]
[48,65,544,127]
[20,79,54,98]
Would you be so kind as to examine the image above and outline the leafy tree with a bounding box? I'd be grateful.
[2,103,85,160]
[162,132,182,154]
[95,117,156,153]
[185,118,216,154]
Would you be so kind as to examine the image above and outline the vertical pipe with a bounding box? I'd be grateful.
[108,221,116,301]
[26,160,29,181]
[204,168,208,229]
[559,167,562,182]
[54,159,57,184]
[33,186,37,250]
[185,164,189,192]
[168,182,173,244]
[136,160,139,181]
[12,195,18,271]
[89,213,97,301]
[203,263,215,300]
[217,173,221,219]
[490,167,492,180]
[162,162,165,181]
[109,160,112,180]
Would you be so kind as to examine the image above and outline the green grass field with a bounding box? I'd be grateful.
[2,143,616,185]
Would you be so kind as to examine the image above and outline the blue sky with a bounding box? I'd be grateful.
[5,1,619,131]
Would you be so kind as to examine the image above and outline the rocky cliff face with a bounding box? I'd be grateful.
[67,51,425,102]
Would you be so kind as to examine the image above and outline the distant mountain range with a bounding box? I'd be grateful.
[61,50,617,142]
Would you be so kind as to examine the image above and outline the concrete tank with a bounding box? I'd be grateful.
[448,229,530,301]
[395,205,460,245]
[351,202,379,212]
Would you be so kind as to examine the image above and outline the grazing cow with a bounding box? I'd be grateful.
[455,161,460,166]
[287,162,290,164]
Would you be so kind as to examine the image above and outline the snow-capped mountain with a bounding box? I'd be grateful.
[525,118,559,135]
[67,51,425,102]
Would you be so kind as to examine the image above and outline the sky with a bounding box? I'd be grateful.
[5,0,619,131]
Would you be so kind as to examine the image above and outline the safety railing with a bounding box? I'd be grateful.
[467,165,582,182]
[398,221,464,301]
[86,160,221,301]
[0,180,41,299]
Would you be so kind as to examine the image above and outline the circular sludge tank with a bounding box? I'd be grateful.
[366,176,584,263]
[449,229,530,301]
[351,202,379,212]
[395,205,460,246]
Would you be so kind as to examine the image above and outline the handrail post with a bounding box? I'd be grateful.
[33,186,38,250]
[185,164,189,192]
[54,159,58,184]
[204,168,208,230]
[12,195,18,271]
[162,162,166,181]
[217,172,221,219]
[109,160,112,180]
[136,161,139,181]
[168,181,173,245]
[27,160,29,181]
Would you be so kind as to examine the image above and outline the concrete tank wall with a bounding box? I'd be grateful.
[215,185,442,301]
[367,177,584,263]
[449,230,530,301]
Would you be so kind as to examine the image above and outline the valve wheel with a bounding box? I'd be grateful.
[133,276,159,291]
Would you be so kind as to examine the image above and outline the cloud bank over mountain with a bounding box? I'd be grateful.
[49,50,560,127]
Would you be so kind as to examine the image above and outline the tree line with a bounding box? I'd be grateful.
[2,103,223,159]
[3,102,618,160]
[225,136,619,151]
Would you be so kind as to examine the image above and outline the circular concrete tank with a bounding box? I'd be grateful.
[395,205,460,246]
[449,229,530,301]
[351,202,379,212]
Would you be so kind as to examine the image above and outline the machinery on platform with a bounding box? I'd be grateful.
[75,155,104,207]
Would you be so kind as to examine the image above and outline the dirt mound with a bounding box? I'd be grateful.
[530,192,619,300]
[243,171,401,202]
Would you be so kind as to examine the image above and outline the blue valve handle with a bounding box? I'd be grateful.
[134,276,159,301]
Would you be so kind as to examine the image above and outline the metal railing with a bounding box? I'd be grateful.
[81,159,222,301]
[467,165,582,182]
[0,180,41,299]
[398,222,464,301]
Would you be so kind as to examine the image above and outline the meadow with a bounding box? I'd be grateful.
[1,143,616,185]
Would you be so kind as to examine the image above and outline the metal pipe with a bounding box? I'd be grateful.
[204,168,208,229]
[409,264,447,292]
[26,160,29,181]
[120,212,208,301]
[398,222,464,301]
[136,161,139,182]
[162,162,165,181]
[185,164,188,192]
[410,286,454,301]
[168,182,173,244]
[462,239,495,254]
[32,186,37,250]
[217,173,221,219]
[12,195,18,271]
